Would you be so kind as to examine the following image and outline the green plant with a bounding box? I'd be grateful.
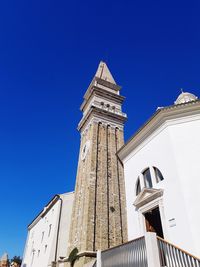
[67,248,79,267]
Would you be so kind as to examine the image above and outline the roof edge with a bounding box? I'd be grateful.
[118,99,200,162]
[27,191,74,229]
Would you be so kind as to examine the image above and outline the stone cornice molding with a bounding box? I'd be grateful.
[78,105,127,132]
[81,85,125,112]
[84,76,121,98]
[118,100,200,162]
[95,76,121,91]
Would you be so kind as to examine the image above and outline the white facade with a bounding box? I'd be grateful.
[118,95,200,258]
[22,192,74,267]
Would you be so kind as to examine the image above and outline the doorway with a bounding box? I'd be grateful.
[144,207,164,238]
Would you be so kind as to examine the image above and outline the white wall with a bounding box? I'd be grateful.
[169,116,200,256]
[22,198,61,267]
[22,192,74,267]
[123,114,200,257]
[56,192,74,260]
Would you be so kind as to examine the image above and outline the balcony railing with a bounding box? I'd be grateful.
[157,236,200,267]
[90,233,200,267]
[100,236,147,267]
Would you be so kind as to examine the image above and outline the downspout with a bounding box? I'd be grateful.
[54,196,63,262]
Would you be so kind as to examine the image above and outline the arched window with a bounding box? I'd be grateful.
[143,168,152,188]
[153,167,164,183]
[136,178,141,196]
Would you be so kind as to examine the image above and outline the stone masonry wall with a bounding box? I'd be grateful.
[68,120,127,266]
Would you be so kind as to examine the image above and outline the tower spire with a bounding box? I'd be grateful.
[94,61,116,84]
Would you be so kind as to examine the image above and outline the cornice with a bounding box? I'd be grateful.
[118,100,200,162]
[78,106,127,132]
[83,76,121,99]
[95,77,121,91]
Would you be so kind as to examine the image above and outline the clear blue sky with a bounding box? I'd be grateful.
[0,0,200,259]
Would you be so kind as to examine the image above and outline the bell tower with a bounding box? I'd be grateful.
[68,62,128,265]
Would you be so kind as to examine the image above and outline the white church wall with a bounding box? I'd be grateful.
[123,120,196,256]
[168,114,200,257]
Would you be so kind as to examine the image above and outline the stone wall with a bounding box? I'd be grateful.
[67,121,127,266]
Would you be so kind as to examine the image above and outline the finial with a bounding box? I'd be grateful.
[180,88,184,93]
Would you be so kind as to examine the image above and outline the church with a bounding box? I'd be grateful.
[118,90,200,258]
[22,62,200,267]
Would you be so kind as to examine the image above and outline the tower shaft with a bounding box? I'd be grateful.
[68,62,128,265]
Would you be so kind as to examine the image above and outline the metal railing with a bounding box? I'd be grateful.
[157,236,200,267]
[101,236,147,267]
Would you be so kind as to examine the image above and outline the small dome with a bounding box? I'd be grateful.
[174,91,198,105]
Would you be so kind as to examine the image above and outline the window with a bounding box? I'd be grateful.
[136,178,141,196]
[44,245,47,253]
[41,231,44,243]
[154,167,164,183]
[48,224,52,237]
[143,168,152,188]
[135,166,164,197]
[31,250,35,265]
[37,250,40,257]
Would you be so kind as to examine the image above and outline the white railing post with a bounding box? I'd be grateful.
[145,232,160,267]
[97,250,102,267]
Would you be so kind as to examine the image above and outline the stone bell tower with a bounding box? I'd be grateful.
[68,62,128,265]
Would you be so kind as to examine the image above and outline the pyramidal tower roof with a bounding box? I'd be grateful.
[95,61,116,84]
[83,61,121,102]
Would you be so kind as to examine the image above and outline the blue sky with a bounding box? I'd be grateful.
[0,0,200,259]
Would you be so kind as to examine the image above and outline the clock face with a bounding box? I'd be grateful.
[81,140,90,161]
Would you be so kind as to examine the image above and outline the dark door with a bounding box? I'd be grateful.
[144,207,164,238]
